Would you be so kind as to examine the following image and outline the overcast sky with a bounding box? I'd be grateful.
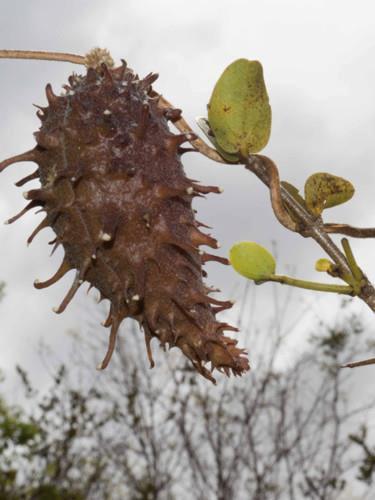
[1,0,375,398]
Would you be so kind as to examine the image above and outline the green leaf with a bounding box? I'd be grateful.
[281,181,307,208]
[208,59,272,158]
[229,242,276,281]
[304,172,354,216]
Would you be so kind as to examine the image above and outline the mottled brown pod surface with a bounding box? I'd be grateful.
[1,61,249,382]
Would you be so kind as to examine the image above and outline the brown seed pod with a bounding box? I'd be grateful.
[0,60,249,383]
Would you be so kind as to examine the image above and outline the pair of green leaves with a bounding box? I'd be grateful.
[208,59,354,216]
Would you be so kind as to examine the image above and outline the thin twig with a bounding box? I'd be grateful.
[342,358,375,368]
[0,49,85,65]
[323,223,375,238]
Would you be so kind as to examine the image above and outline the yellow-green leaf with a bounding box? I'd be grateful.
[229,242,276,281]
[304,172,354,216]
[208,59,272,158]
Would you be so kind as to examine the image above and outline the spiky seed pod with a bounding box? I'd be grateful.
[1,61,249,383]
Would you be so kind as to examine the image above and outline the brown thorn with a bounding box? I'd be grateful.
[34,259,71,289]
[100,62,113,82]
[102,306,113,327]
[200,252,229,265]
[5,200,42,224]
[45,83,59,105]
[191,183,222,195]
[205,285,221,294]
[52,258,90,312]
[0,150,37,172]
[217,322,239,333]
[212,304,233,314]
[27,217,49,245]
[33,103,48,111]
[53,271,83,314]
[140,72,159,89]
[196,220,212,230]
[155,185,189,200]
[164,133,198,153]
[15,169,40,187]
[163,108,182,122]
[50,240,61,256]
[178,147,197,155]
[36,110,45,121]
[190,228,218,249]
[33,104,48,121]
[208,297,234,308]
[119,59,128,79]
[143,325,155,368]
[23,188,54,202]
[135,103,149,139]
[98,316,121,370]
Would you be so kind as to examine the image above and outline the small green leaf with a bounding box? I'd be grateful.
[208,59,272,158]
[229,242,276,281]
[304,172,354,216]
[281,181,307,207]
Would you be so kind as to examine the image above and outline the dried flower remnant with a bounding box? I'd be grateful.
[0,53,249,383]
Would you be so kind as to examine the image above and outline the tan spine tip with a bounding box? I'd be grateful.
[99,231,112,242]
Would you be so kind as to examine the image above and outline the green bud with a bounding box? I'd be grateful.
[229,241,276,282]
[208,59,272,158]
[315,258,335,273]
[304,172,354,216]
